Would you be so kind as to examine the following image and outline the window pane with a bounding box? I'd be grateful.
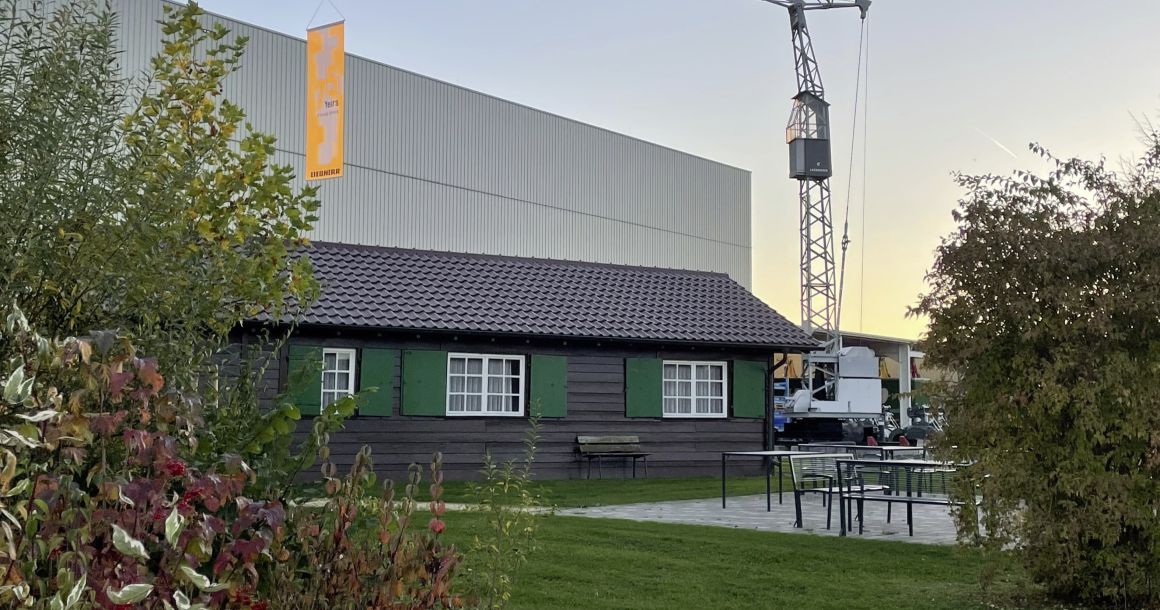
[323,372,336,390]
[663,398,677,414]
[488,377,505,394]
[677,365,692,380]
[336,353,351,370]
[465,395,482,412]
[709,381,723,397]
[696,381,710,397]
[710,398,724,414]
[466,358,483,374]
[508,377,520,394]
[487,395,503,412]
[678,381,691,397]
[449,395,465,412]
[324,353,337,369]
[709,365,723,381]
[488,359,503,375]
[677,397,692,413]
[336,372,350,392]
[663,381,677,397]
[506,359,520,375]
[696,365,711,380]
[450,358,465,374]
[508,395,520,412]
[466,377,482,393]
[450,376,465,392]
[663,364,678,380]
[696,398,711,413]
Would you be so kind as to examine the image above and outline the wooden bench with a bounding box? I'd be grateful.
[577,435,649,479]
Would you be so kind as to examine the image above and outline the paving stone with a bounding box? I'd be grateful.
[558,493,963,545]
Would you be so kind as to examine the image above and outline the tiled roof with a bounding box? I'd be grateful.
[286,243,817,349]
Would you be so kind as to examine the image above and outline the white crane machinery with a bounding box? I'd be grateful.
[762,0,883,439]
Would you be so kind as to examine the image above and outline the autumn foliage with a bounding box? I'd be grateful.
[918,129,1160,606]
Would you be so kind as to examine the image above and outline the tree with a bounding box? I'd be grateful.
[917,126,1160,606]
[0,0,319,390]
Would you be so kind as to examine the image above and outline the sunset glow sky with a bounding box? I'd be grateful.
[195,0,1160,339]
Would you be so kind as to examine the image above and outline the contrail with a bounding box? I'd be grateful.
[972,127,1020,160]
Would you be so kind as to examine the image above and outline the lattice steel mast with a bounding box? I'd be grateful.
[763,0,869,349]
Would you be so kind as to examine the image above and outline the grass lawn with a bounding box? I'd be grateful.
[443,512,1037,610]
[435,475,786,508]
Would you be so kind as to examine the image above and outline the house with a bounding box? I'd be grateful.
[250,242,816,480]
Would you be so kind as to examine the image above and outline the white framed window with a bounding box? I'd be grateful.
[663,360,727,418]
[321,348,357,408]
[447,353,524,416]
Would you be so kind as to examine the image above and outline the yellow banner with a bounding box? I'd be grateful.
[306,21,345,180]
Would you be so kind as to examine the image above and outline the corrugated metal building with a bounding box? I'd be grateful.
[110,0,754,287]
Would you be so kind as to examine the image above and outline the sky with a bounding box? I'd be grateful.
[194,0,1160,340]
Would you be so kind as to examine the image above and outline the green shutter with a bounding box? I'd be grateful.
[287,345,322,416]
[401,350,447,416]
[732,360,767,419]
[530,355,567,418]
[625,357,663,418]
[359,348,394,416]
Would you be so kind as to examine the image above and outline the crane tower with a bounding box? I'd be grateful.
[764,0,882,428]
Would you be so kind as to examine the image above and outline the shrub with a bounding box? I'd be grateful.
[263,450,460,610]
[461,416,546,609]
[0,313,280,609]
[0,310,462,609]
[917,125,1160,606]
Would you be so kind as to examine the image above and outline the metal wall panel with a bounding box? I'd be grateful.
[109,0,753,286]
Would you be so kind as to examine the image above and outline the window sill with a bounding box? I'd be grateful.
[444,412,526,418]
[661,414,728,419]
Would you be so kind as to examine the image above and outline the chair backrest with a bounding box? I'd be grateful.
[788,453,853,491]
[898,435,911,447]
[865,435,879,447]
[798,443,853,455]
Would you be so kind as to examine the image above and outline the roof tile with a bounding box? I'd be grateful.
[283,243,817,349]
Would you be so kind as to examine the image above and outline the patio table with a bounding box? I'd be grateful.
[721,450,819,511]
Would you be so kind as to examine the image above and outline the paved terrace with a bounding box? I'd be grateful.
[558,494,963,545]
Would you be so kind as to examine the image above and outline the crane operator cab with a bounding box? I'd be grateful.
[787,91,832,179]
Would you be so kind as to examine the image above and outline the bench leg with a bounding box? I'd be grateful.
[587,458,592,480]
[887,500,892,524]
[857,499,864,535]
[907,502,914,536]
[632,457,636,479]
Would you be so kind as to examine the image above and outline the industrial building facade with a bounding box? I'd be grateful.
[112,0,754,288]
[108,1,809,478]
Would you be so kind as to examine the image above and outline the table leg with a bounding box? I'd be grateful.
[777,459,784,505]
[721,454,727,509]
[765,456,772,512]
[838,470,846,536]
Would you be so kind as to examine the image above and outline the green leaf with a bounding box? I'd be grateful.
[180,565,229,592]
[164,507,185,547]
[173,590,208,610]
[106,583,153,604]
[65,573,86,609]
[3,365,25,404]
[111,523,148,560]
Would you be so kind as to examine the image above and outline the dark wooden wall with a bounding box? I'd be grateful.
[238,327,774,482]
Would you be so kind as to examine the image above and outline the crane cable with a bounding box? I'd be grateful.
[835,14,869,339]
